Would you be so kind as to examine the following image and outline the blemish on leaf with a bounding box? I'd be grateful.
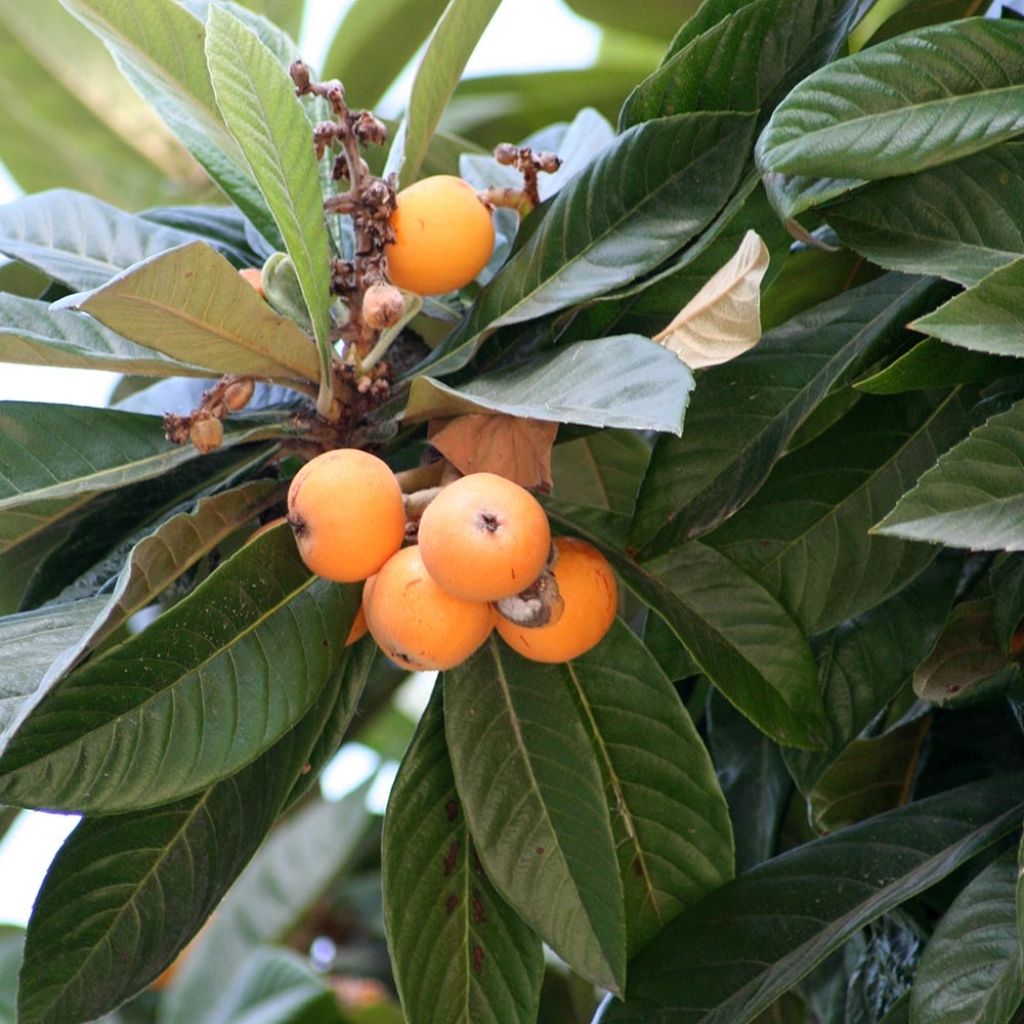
[472,851,484,878]
[446,893,458,915]
[445,799,459,822]
[632,858,644,877]
[535,847,545,856]
[443,840,460,876]
[472,945,485,974]
[471,889,487,924]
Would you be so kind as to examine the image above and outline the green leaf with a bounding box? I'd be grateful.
[39,480,283,689]
[826,143,1024,286]
[0,528,360,813]
[706,691,792,873]
[0,402,268,512]
[636,542,827,750]
[444,637,626,994]
[631,274,943,556]
[909,850,1023,1024]
[421,111,757,377]
[992,553,1024,652]
[0,598,108,747]
[855,338,1021,395]
[783,556,961,795]
[385,0,502,186]
[0,189,211,292]
[0,294,211,378]
[604,773,1024,1024]
[0,0,195,208]
[322,0,450,110]
[620,0,856,129]
[912,599,1018,707]
[59,0,278,243]
[911,257,1024,357]
[383,687,545,1024]
[15,644,370,1024]
[874,394,1024,551]
[756,19,1024,181]
[406,337,692,434]
[0,927,24,1024]
[550,430,651,517]
[162,784,374,1024]
[708,390,975,633]
[73,242,322,385]
[188,947,343,1024]
[566,621,734,953]
[205,6,334,413]
[809,716,930,834]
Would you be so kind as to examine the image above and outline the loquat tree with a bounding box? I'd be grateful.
[1,0,1024,1022]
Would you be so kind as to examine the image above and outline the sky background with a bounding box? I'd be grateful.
[0,0,600,927]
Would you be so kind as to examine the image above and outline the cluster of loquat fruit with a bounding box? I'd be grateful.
[286,449,619,671]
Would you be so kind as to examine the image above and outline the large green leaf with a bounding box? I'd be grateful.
[708,390,975,633]
[874,394,1024,551]
[620,0,856,128]
[420,111,757,377]
[39,479,283,688]
[756,19,1024,181]
[0,190,210,291]
[186,948,344,1024]
[826,143,1024,286]
[0,294,210,378]
[0,598,107,747]
[635,542,826,750]
[385,0,502,187]
[550,430,652,517]
[0,528,359,812]
[444,638,626,993]
[73,242,322,385]
[59,0,278,242]
[783,556,961,795]
[809,717,931,834]
[631,274,943,556]
[0,402,271,512]
[566,621,734,952]
[323,0,450,110]
[0,0,195,206]
[911,257,1024,357]
[706,692,791,873]
[161,783,374,1024]
[15,643,371,1024]
[604,773,1024,1024]
[205,6,334,413]
[406,336,692,434]
[912,599,1018,707]
[383,687,545,1024]
[855,339,1021,396]
[909,850,1022,1024]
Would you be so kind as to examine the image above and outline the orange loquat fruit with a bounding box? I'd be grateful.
[385,175,495,295]
[287,449,405,583]
[495,537,617,663]
[417,472,551,603]
[363,545,494,671]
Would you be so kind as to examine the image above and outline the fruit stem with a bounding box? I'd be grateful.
[403,486,443,522]
[394,462,445,494]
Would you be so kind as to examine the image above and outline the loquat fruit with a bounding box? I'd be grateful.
[363,545,494,671]
[385,175,495,295]
[287,449,405,583]
[417,472,551,603]
[346,604,369,646]
[495,537,617,663]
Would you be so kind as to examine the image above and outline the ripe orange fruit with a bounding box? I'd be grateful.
[287,449,405,583]
[363,545,494,671]
[417,473,551,603]
[385,175,495,295]
[495,537,617,663]
[346,604,368,646]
